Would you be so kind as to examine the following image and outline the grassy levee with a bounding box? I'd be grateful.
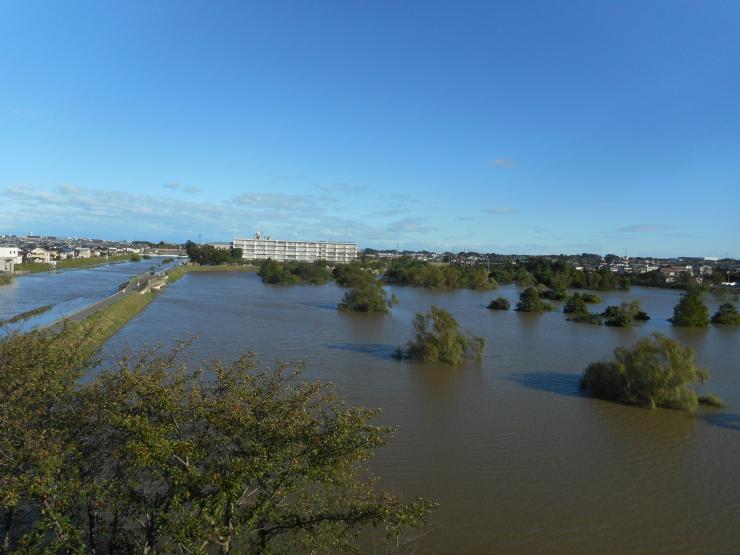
[166,263,257,284]
[0,274,12,286]
[14,262,53,273]
[57,292,157,355]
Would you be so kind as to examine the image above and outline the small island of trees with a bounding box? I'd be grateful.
[580,333,722,411]
[258,259,332,285]
[395,306,485,364]
[515,288,554,313]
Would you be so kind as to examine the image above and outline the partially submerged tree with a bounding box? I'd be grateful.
[397,306,485,364]
[0,330,435,553]
[487,297,511,310]
[339,282,392,313]
[602,300,649,328]
[579,333,717,411]
[711,302,740,326]
[515,288,553,313]
[671,288,710,327]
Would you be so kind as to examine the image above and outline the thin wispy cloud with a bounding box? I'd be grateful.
[618,224,673,233]
[490,158,518,169]
[483,207,519,215]
[316,182,370,194]
[163,182,201,193]
[458,216,476,221]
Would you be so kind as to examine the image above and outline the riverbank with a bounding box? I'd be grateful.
[14,254,142,274]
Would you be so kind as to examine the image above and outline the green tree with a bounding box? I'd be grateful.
[0,331,435,553]
[563,293,589,315]
[672,288,710,327]
[515,288,553,313]
[580,333,717,411]
[339,283,391,313]
[398,306,485,364]
[711,302,740,325]
[602,300,649,328]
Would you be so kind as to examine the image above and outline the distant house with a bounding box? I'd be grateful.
[0,246,21,272]
[75,247,92,259]
[59,247,76,260]
[26,247,51,263]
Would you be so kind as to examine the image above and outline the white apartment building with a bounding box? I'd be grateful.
[232,233,357,263]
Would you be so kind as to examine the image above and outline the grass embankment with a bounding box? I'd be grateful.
[58,292,157,355]
[0,304,54,327]
[14,262,52,273]
[0,274,12,286]
[166,264,257,284]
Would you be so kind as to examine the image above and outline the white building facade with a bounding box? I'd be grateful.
[232,234,357,263]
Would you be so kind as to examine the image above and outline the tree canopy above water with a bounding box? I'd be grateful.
[672,288,710,327]
[580,333,717,411]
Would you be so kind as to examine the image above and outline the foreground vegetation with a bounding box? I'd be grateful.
[0,330,435,553]
[580,333,720,411]
[395,306,485,364]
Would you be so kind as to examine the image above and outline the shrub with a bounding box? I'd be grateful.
[698,394,725,408]
[487,297,511,310]
[580,333,714,411]
[581,293,601,304]
[398,306,486,364]
[711,303,740,325]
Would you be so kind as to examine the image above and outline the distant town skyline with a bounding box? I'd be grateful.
[1,1,738,258]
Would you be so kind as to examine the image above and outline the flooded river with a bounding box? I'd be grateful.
[96,273,739,553]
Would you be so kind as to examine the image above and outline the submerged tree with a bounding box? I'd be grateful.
[0,330,435,553]
[579,333,718,411]
[671,288,710,327]
[397,306,485,364]
[711,302,740,326]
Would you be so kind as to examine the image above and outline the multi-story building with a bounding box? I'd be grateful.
[232,233,357,263]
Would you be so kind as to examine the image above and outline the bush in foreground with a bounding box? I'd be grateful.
[487,297,511,310]
[396,306,485,364]
[579,333,718,411]
[0,330,435,553]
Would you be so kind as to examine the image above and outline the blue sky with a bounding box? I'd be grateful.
[1,1,738,256]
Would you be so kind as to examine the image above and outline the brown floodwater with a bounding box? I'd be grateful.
[100,273,740,553]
